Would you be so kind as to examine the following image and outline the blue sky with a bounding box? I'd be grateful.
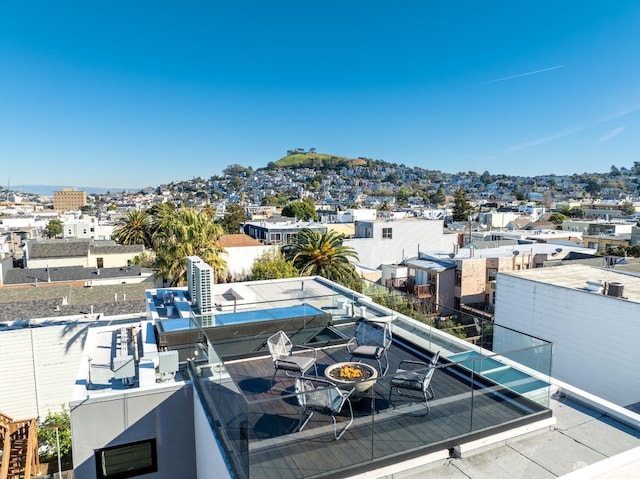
[1,1,639,189]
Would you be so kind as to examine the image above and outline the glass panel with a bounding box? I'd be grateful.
[176,282,552,478]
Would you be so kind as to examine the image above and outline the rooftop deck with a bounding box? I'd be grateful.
[198,327,552,479]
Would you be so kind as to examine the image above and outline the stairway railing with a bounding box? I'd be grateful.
[0,412,12,479]
[0,412,40,479]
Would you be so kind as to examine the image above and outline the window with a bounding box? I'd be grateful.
[95,438,157,479]
[97,258,104,268]
[455,270,462,286]
[587,242,599,250]
[382,227,392,239]
[487,268,497,282]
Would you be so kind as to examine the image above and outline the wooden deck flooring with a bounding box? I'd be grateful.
[202,341,551,479]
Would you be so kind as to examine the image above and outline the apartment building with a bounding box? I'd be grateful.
[53,188,87,212]
[344,219,455,269]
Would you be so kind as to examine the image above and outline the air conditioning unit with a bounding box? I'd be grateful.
[113,355,135,384]
[157,350,179,382]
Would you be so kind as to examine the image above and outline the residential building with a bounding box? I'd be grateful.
[495,264,640,408]
[344,219,454,269]
[382,243,596,313]
[217,234,276,281]
[53,188,87,212]
[583,233,631,252]
[22,239,143,270]
[62,215,115,240]
[2,261,640,478]
[242,220,326,245]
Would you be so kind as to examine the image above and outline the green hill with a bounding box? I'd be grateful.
[273,152,365,169]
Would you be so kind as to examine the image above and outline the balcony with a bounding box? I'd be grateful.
[174,281,553,479]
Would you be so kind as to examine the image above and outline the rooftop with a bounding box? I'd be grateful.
[501,264,640,304]
[218,234,263,248]
[64,275,640,478]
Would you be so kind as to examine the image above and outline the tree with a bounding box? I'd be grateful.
[480,170,492,185]
[112,210,152,248]
[585,176,601,195]
[513,189,526,201]
[567,207,586,218]
[549,212,567,226]
[396,187,411,207]
[286,229,359,284]
[249,249,299,280]
[452,188,474,222]
[431,187,446,206]
[46,219,63,238]
[261,194,280,207]
[281,201,318,221]
[620,201,636,216]
[217,203,247,234]
[38,406,72,466]
[153,208,227,286]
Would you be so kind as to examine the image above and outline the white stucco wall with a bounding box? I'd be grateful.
[222,244,277,281]
[494,273,640,407]
[344,220,446,269]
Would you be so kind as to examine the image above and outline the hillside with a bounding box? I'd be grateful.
[273,152,364,169]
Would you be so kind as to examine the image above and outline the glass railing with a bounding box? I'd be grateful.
[175,281,552,478]
[187,346,552,479]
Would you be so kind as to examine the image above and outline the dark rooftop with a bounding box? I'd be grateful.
[4,265,143,285]
[0,283,150,322]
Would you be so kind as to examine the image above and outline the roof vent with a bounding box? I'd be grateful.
[585,280,603,293]
[607,282,624,298]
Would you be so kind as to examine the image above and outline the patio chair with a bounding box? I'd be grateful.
[295,377,355,440]
[267,330,318,388]
[346,320,392,375]
[388,350,440,414]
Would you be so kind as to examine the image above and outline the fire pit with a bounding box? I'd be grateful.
[324,362,378,397]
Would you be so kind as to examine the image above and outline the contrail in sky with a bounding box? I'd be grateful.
[478,65,564,85]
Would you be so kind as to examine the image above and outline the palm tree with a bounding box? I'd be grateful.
[153,208,227,286]
[112,210,152,247]
[286,229,359,283]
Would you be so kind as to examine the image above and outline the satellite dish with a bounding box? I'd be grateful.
[555,247,563,253]
[448,253,455,258]
[512,250,520,255]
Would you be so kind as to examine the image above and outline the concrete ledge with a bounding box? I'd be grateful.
[454,415,557,458]
[345,448,451,479]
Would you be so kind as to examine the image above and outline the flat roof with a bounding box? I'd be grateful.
[63,275,640,477]
[500,264,640,304]
[454,243,595,259]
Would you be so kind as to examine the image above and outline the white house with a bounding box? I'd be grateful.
[494,264,640,408]
[343,219,455,269]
